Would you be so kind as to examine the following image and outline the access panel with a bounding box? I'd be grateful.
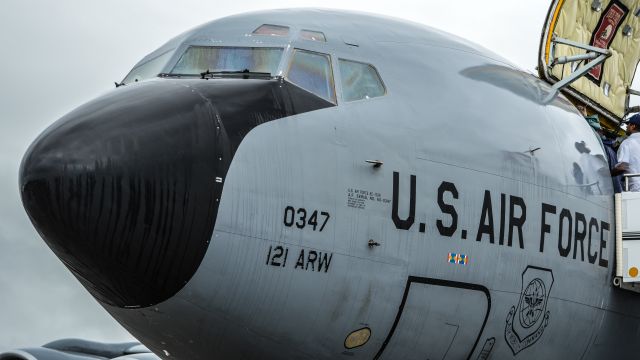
[375,277,490,360]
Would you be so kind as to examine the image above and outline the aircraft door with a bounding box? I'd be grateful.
[375,277,490,360]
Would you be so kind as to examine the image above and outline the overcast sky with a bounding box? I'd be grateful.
[0,0,554,351]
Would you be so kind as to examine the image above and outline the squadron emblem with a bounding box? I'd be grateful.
[505,266,554,355]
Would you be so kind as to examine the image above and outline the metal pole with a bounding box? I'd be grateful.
[543,53,609,103]
[552,52,599,65]
[622,173,640,192]
[626,176,630,192]
[552,36,610,54]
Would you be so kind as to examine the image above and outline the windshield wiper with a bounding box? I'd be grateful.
[200,69,273,80]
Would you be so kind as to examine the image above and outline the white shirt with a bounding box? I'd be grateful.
[617,132,640,191]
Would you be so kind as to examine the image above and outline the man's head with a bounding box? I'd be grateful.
[577,105,588,116]
[625,113,640,135]
[585,114,605,139]
[586,115,602,131]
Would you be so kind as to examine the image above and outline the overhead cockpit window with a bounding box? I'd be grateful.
[300,30,326,42]
[287,49,336,103]
[253,24,290,36]
[339,59,386,101]
[122,50,174,84]
[171,46,283,75]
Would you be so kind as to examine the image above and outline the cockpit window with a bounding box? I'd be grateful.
[339,59,386,101]
[300,30,326,42]
[122,50,174,84]
[287,49,336,103]
[253,24,290,36]
[171,46,283,75]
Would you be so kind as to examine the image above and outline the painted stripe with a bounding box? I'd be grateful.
[545,0,566,65]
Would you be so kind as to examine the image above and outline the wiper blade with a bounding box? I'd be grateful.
[200,69,273,79]
[157,70,278,80]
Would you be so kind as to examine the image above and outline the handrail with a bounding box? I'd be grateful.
[615,193,623,278]
[622,173,640,192]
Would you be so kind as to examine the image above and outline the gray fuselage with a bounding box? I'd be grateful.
[20,8,640,360]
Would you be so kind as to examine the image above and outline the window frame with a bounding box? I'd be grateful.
[252,24,290,37]
[337,58,387,102]
[121,48,175,84]
[169,45,286,76]
[299,29,327,42]
[285,48,338,104]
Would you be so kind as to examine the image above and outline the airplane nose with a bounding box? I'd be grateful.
[19,80,221,308]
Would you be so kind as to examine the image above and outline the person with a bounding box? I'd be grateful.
[577,104,589,117]
[585,114,622,193]
[615,114,640,191]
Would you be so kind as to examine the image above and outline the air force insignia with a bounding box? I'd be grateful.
[505,266,554,355]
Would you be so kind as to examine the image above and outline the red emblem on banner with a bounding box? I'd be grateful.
[586,1,628,84]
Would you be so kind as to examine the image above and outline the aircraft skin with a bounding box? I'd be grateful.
[15,8,640,360]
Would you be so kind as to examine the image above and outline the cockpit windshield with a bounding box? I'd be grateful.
[122,50,174,85]
[170,46,283,76]
[287,49,336,103]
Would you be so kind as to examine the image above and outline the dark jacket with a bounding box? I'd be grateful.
[603,138,622,193]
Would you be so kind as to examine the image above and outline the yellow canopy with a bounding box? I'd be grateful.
[539,0,640,121]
